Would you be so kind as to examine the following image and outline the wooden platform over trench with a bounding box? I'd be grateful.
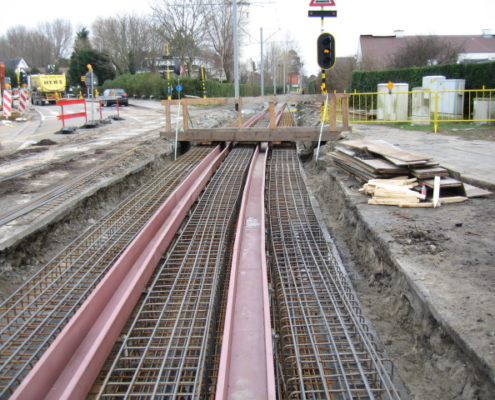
[160,93,350,142]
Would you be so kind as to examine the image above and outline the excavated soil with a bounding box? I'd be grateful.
[304,152,495,400]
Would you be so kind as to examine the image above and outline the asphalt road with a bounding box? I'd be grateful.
[0,99,164,152]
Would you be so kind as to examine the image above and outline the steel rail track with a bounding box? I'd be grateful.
[95,146,254,398]
[0,146,215,398]
[267,147,402,400]
[215,145,276,399]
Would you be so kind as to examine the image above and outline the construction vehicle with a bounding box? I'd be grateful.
[29,74,67,106]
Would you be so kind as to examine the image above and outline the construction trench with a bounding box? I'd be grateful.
[0,101,494,399]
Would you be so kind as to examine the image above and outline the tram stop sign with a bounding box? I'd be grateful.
[85,71,99,87]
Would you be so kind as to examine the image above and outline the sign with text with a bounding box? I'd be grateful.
[309,0,336,6]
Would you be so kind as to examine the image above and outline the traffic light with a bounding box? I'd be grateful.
[160,69,166,79]
[173,60,184,76]
[20,71,27,85]
[317,32,336,70]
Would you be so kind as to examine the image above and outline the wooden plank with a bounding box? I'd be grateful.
[433,176,440,208]
[411,166,449,179]
[161,128,340,142]
[439,196,468,204]
[160,94,336,107]
[341,140,432,162]
[398,202,434,208]
[369,198,419,205]
[463,183,492,198]
[161,97,228,106]
[422,177,462,188]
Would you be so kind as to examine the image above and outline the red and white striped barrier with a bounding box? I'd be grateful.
[2,89,12,117]
[18,89,27,113]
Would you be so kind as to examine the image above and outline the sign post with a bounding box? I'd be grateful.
[85,65,98,122]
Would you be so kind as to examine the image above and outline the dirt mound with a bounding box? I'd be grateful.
[35,139,57,146]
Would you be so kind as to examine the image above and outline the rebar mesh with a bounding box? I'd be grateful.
[267,147,402,400]
[96,146,254,399]
[0,146,214,398]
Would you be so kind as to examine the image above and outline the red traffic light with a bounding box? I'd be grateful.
[317,33,336,70]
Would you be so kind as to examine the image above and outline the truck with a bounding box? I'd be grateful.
[30,74,67,106]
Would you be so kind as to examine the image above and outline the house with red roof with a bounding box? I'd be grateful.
[358,29,495,70]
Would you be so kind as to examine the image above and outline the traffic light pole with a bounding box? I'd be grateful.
[166,44,171,100]
[320,11,327,94]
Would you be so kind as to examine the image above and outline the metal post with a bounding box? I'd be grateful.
[233,0,239,98]
[260,28,264,96]
[283,62,286,94]
[273,51,276,95]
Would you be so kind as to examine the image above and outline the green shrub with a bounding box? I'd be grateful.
[349,62,495,93]
[100,73,262,99]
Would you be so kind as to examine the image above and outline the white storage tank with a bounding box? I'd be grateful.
[411,87,430,125]
[441,79,465,119]
[473,98,495,124]
[377,83,409,121]
[422,75,465,118]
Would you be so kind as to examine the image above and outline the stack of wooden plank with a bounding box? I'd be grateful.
[329,140,466,192]
[360,177,429,206]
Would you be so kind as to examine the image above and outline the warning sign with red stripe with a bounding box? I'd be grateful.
[2,90,12,117]
[309,0,336,6]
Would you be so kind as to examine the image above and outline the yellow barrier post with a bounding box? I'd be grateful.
[433,91,439,133]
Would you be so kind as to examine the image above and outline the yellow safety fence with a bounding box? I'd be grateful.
[329,87,495,132]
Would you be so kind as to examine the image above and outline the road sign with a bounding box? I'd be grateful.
[309,0,336,6]
[176,85,183,92]
[308,10,337,17]
[85,71,98,86]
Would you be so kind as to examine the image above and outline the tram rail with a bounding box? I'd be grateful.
[0,146,217,398]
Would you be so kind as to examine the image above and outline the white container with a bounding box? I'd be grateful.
[411,87,430,125]
[473,98,495,124]
[422,76,465,118]
[377,83,409,121]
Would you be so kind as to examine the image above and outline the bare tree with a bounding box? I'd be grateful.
[39,19,73,61]
[389,35,466,69]
[151,0,211,77]
[203,0,248,82]
[92,13,160,75]
[28,28,53,68]
[325,56,357,92]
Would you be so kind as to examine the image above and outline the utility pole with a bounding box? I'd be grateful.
[260,28,264,96]
[233,0,239,98]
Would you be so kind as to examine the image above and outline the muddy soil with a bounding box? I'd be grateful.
[304,151,495,400]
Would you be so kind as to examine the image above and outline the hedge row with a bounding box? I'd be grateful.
[349,62,495,93]
[84,72,288,99]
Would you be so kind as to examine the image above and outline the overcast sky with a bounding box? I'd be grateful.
[2,0,494,75]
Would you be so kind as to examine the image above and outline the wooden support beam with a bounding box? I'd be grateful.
[161,97,228,106]
[329,93,337,131]
[165,101,171,133]
[182,103,189,131]
[342,96,350,130]
[269,102,276,130]
[161,127,340,142]
[237,98,243,130]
